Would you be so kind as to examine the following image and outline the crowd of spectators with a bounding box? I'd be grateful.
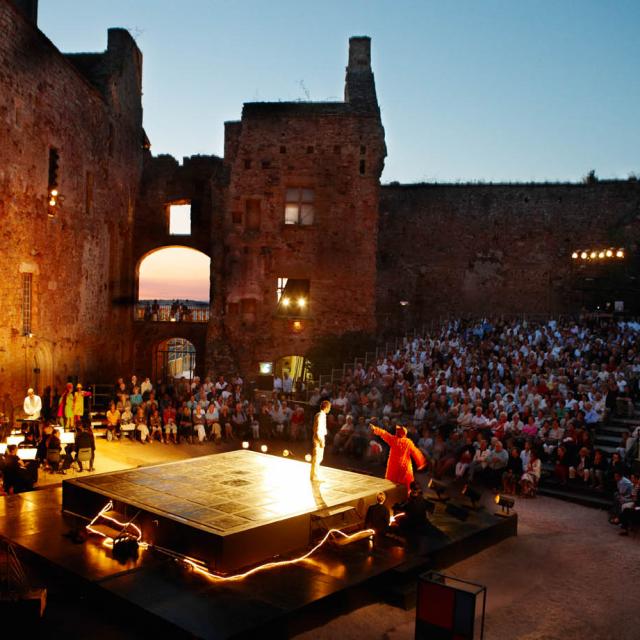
[103,374,309,445]
[308,317,640,506]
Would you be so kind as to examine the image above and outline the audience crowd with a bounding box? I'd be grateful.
[2,316,640,533]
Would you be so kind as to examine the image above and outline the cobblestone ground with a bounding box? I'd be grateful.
[294,495,640,640]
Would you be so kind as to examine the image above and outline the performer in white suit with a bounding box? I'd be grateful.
[310,400,331,481]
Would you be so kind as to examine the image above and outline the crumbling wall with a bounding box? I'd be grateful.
[0,3,143,409]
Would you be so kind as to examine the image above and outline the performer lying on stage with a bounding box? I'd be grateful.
[370,423,427,492]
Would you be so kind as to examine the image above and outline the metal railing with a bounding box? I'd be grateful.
[134,302,209,323]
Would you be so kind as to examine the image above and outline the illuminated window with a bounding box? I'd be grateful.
[276,277,288,302]
[276,279,310,316]
[284,188,314,225]
[169,203,191,235]
[22,273,32,336]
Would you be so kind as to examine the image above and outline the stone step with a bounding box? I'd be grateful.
[610,417,639,425]
[594,435,623,445]
[537,484,613,510]
[597,424,632,434]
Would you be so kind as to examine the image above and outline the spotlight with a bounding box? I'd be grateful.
[616,249,624,258]
[282,449,290,457]
[304,453,312,462]
[494,494,515,515]
[461,484,482,508]
[241,441,249,449]
[598,251,605,259]
[260,444,268,453]
[282,297,290,307]
[399,300,409,306]
[589,251,597,259]
[297,297,306,308]
[571,252,578,259]
[580,252,588,259]
[49,198,57,206]
[50,188,58,197]
[606,249,613,257]
[427,478,448,501]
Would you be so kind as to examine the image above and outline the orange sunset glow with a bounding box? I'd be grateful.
[138,247,210,301]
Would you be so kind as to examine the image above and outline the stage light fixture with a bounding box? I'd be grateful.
[589,251,597,259]
[580,251,588,259]
[50,188,58,197]
[606,249,613,257]
[427,478,448,501]
[260,444,268,453]
[461,484,482,508]
[304,453,312,462]
[399,300,409,306]
[598,251,605,259]
[241,441,249,449]
[282,297,290,307]
[282,449,290,457]
[297,297,306,308]
[445,502,469,521]
[616,249,624,258]
[494,494,515,515]
[571,252,578,259]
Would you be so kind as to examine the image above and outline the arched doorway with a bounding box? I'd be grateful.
[275,355,313,393]
[154,338,196,384]
[136,246,211,322]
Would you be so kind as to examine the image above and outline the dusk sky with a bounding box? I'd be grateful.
[138,248,210,301]
[40,0,639,184]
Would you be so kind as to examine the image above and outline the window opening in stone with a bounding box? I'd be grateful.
[284,188,314,225]
[169,203,191,235]
[277,279,310,316]
[22,273,32,336]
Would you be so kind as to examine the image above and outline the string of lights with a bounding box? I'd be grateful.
[571,248,625,260]
[86,500,375,582]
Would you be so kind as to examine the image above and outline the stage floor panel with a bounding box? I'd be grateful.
[66,450,400,535]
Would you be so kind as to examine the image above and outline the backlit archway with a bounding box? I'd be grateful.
[136,246,210,322]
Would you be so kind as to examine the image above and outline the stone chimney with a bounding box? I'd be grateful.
[11,0,38,25]
[344,36,379,111]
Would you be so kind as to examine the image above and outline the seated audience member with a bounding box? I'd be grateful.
[289,405,306,441]
[365,491,391,537]
[502,447,523,495]
[178,402,193,444]
[134,407,149,443]
[610,471,633,523]
[193,403,207,443]
[73,422,95,471]
[393,481,434,533]
[2,445,33,493]
[149,408,163,443]
[520,450,541,497]
[618,473,640,535]
[106,401,121,440]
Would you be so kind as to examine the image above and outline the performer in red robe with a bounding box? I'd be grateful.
[370,424,427,492]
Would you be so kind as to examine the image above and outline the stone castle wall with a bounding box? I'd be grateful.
[0,1,143,410]
[378,181,640,331]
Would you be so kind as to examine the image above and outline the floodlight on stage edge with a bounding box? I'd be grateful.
[494,494,515,515]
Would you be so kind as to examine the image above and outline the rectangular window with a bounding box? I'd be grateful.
[284,188,314,225]
[169,203,191,235]
[245,199,261,230]
[22,273,32,336]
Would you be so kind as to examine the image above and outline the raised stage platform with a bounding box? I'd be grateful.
[62,450,407,571]
[1,453,518,638]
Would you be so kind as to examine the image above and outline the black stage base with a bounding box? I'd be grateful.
[62,450,406,571]
[1,456,518,639]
